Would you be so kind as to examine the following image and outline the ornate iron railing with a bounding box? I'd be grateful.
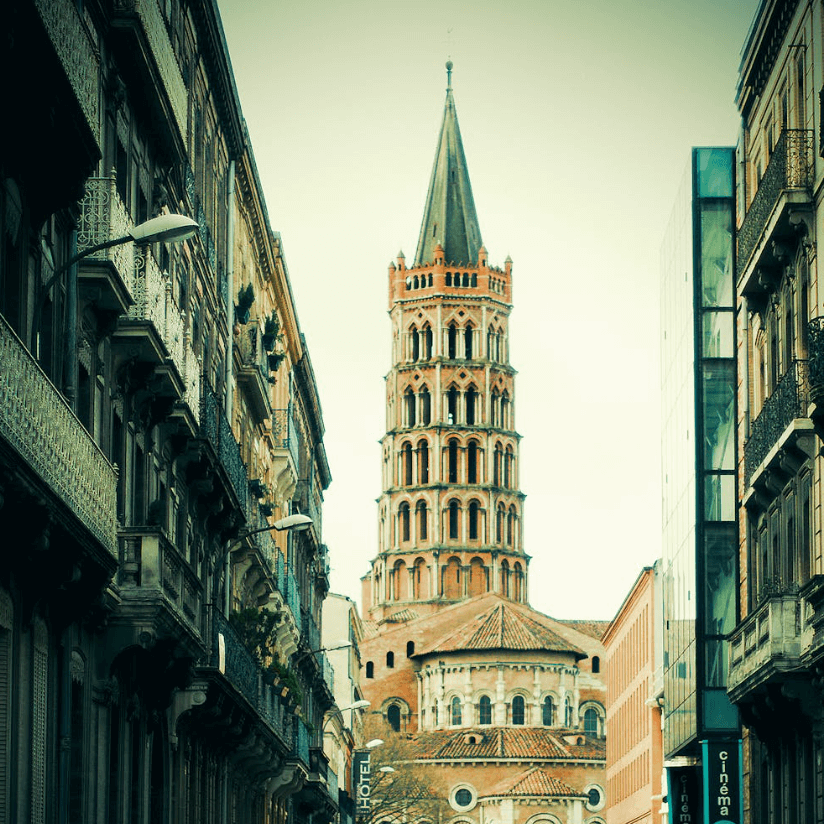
[737,130,815,277]
[34,0,101,148]
[200,387,248,512]
[77,176,136,295]
[744,359,811,480]
[295,719,310,766]
[808,317,823,401]
[111,0,187,142]
[211,609,260,705]
[271,407,301,470]
[0,315,117,556]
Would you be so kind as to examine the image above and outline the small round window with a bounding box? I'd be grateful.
[584,784,605,812]
[455,789,472,808]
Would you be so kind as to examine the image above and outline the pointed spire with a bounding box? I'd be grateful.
[413,62,483,267]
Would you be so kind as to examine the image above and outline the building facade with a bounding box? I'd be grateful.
[0,1,336,822]
[727,1,823,822]
[357,64,608,824]
[603,564,665,824]
[659,147,743,818]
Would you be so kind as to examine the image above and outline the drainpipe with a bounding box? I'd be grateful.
[225,160,236,421]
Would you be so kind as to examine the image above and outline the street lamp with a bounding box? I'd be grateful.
[31,213,198,352]
[323,699,370,732]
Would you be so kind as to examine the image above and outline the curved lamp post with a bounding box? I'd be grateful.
[32,213,198,352]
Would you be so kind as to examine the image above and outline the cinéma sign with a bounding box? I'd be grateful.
[702,740,743,824]
[667,765,700,824]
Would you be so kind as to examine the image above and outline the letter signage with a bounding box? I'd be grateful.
[353,750,372,817]
[702,740,743,824]
[667,766,700,824]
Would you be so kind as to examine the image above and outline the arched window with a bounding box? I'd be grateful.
[464,325,473,359]
[450,696,462,726]
[469,556,486,597]
[478,695,492,725]
[393,559,408,600]
[387,703,401,731]
[490,388,500,427]
[366,661,374,678]
[413,557,428,599]
[449,499,460,539]
[447,386,458,424]
[513,561,523,601]
[542,696,555,726]
[467,440,478,483]
[445,272,452,287]
[416,500,428,540]
[418,439,429,483]
[493,442,503,486]
[583,708,599,736]
[423,325,433,359]
[501,559,510,596]
[420,386,431,424]
[592,656,600,674]
[448,438,459,483]
[501,391,510,429]
[468,501,479,540]
[402,441,413,486]
[564,697,572,727]
[404,388,416,427]
[487,325,496,361]
[444,556,461,599]
[410,325,419,361]
[465,385,476,425]
[511,695,525,725]
[505,445,514,488]
[406,641,415,657]
[448,323,458,359]
[462,272,469,287]
[507,506,516,547]
[386,651,395,668]
[399,503,410,542]
[496,504,505,544]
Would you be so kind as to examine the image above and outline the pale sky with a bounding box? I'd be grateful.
[216,0,761,621]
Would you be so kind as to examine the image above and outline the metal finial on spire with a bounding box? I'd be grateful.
[446,60,453,89]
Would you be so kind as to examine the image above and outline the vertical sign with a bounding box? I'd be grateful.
[353,750,371,817]
[702,739,743,823]
[667,765,701,824]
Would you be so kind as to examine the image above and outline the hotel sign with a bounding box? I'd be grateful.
[702,740,743,824]
[353,750,372,817]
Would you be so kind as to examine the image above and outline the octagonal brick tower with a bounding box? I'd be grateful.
[362,63,528,622]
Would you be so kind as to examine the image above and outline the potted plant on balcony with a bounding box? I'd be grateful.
[236,283,255,325]
[262,311,282,352]
[267,351,285,373]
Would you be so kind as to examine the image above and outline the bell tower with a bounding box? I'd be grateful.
[362,64,528,622]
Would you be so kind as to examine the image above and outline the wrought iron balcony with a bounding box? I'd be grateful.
[236,325,271,422]
[200,387,249,513]
[33,0,101,149]
[77,176,137,312]
[0,314,117,556]
[118,526,204,649]
[728,575,823,703]
[111,0,188,145]
[809,317,823,406]
[270,407,301,471]
[744,360,812,481]
[737,129,815,280]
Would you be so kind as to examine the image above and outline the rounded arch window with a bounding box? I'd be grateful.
[386,703,401,732]
[542,695,555,726]
[402,441,413,486]
[468,501,480,540]
[511,694,525,725]
[365,661,374,679]
[583,707,599,736]
[450,696,462,726]
[478,694,492,725]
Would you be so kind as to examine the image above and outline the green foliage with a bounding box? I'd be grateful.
[264,659,304,707]
[228,607,281,666]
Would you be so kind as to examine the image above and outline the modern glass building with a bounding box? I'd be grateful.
[660,148,742,819]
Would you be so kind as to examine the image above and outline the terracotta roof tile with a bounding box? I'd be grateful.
[417,602,586,659]
[404,728,604,762]
[485,767,585,799]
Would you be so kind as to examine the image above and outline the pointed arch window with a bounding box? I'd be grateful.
[467,440,478,484]
[404,388,416,427]
[420,386,431,425]
[447,387,458,424]
[503,444,512,488]
[490,388,500,427]
[465,385,477,426]
[450,696,462,726]
[449,499,460,539]
[514,561,523,601]
[448,438,459,483]
[478,695,492,725]
[501,391,511,429]
[542,696,555,726]
[423,325,433,360]
[487,325,496,361]
[448,323,458,359]
[402,441,413,486]
[511,695,525,726]
[416,500,428,540]
[411,325,420,361]
[464,325,474,359]
[418,439,429,483]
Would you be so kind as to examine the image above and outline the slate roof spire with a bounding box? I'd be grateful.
[413,61,483,267]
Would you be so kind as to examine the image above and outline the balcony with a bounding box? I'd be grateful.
[110,0,188,147]
[117,526,205,653]
[744,360,817,486]
[727,575,823,705]
[236,325,271,423]
[269,408,301,488]
[77,176,137,314]
[737,129,815,288]
[0,314,117,557]
[34,0,101,149]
